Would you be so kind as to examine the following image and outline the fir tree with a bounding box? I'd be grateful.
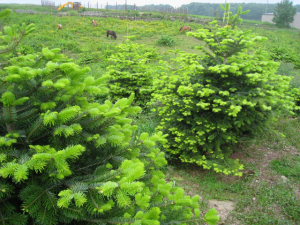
[151,21,294,175]
[107,43,158,106]
[220,3,250,29]
[0,13,219,225]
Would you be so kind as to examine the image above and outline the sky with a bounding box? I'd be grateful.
[0,0,300,8]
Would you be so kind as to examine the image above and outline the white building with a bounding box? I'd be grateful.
[261,12,300,29]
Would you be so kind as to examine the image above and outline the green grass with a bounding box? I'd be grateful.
[270,156,300,177]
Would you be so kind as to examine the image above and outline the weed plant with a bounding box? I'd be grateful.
[156,35,175,47]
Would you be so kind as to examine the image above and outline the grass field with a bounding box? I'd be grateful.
[1,7,300,224]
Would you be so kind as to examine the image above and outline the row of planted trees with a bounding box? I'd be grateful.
[0,4,298,225]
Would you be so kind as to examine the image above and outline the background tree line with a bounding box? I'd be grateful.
[102,3,299,21]
[105,4,175,11]
[182,3,300,20]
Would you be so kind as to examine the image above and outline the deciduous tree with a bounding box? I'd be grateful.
[272,0,297,28]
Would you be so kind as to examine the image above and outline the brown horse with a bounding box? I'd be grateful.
[92,19,97,27]
[203,27,211,32]
[107,30,117,39]
[58,24,62,30]
[179,26,191,32]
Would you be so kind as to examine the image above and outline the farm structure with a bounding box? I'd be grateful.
[261,12,300,29]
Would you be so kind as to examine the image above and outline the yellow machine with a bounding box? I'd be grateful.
[57,2,82,11]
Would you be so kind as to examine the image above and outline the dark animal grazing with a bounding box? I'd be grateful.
[92,19,97,27]
[58,24,62,30]
[203,27,211,32]
[107,30,117,39]
[179,26,191,32]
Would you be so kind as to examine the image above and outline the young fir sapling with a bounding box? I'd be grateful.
[151,20,294,176]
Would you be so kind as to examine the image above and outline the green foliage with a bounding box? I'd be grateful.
[0,46,218,224]
[157,35,175,47]
[107,43,159,106]
[267,45,300,69]
[287,87,300,112]
[220,3,250,29]
[272,0,297,28]
[204,208,220,225]
[151,24,294,175]
[17,44,34,55]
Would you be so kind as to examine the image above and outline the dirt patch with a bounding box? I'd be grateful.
[294,186,300,200]
[208,200,235,222]
[219,144,300,184]
[165,143,300,224]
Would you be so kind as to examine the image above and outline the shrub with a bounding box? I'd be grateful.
[157,35,175,47]
[151,24,294,175]
[0,48,219,225]
[107,43,159,106]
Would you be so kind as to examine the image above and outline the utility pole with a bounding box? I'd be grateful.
[266,0,268,13]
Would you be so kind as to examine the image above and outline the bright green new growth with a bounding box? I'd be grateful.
[288,87,300,112]
[107,43,158,106]
[152,22,294,176]
[219,3,250,29]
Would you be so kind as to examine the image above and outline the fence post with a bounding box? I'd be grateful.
[97,2,98,9]
[107,2,108,10]
[116,2,117,11]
